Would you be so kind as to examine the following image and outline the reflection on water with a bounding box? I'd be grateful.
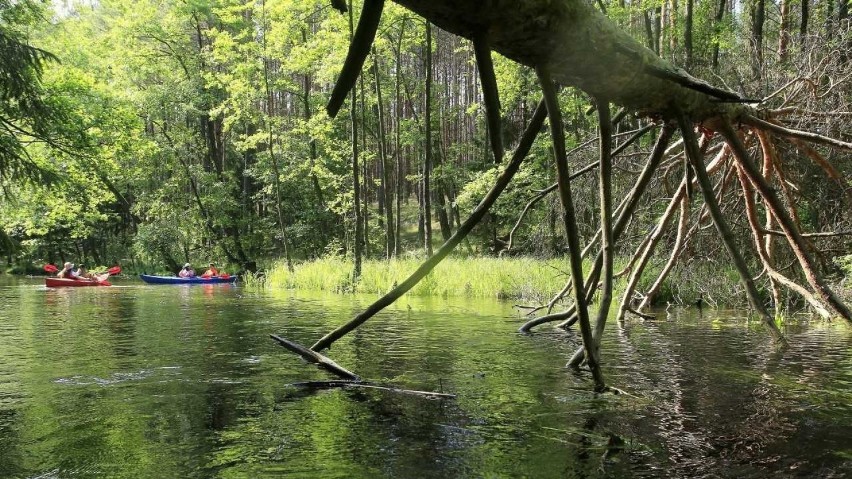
[0,276,850,478]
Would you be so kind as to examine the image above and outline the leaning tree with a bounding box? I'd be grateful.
[275,0,851,392]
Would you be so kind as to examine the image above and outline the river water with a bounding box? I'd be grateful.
[0,275,850,478]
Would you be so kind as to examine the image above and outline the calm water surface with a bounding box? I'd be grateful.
[0,275,850,478]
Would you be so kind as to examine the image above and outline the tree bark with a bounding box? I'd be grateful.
[391,0,751,121]
[393,19,406,255]
[538,66,605,391]
[779,0,790,62]
[685,0,694,68]
[750,0,765,78]
[712,0,726,70]
[349,1,363,278]
[372,50,395,258]
[423,21,434,256]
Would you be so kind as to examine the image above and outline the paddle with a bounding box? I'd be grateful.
[200,273,229,280]
[94,265,122,284]
[44,264,59,273]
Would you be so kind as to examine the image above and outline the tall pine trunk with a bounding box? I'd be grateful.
[423,21,434,256]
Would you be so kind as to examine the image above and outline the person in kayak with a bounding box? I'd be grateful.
[200,263,219,278]
[57,262,76,279]
[179,263,196,278]
[75,263,94,279]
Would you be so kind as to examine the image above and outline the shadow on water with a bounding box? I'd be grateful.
[0,275,850,478]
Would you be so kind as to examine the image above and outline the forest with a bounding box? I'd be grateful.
[1,0,850,313]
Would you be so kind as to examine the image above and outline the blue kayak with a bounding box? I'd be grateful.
[139,274,237,285]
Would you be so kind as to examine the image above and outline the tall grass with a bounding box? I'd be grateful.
[257,254,751,306]
[261,256,577,302]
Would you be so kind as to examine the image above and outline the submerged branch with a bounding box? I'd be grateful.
[270,334,360,381]
[287,380,456,399]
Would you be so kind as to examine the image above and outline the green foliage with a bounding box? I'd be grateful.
[261,255,578,301]
[0,0,70,186]
[837,255,852,281]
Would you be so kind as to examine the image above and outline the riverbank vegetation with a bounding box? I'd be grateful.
[0,0,850,340]
[255,255,749,307]
[261,256,579,300]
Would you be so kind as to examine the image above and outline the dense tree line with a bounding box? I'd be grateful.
[0,0,849,306]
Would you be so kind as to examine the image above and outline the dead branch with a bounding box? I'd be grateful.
[637,195,691,310]
[519,125,674,333]
[287,380,456,399]
[761,229,852,238]
[538,64,605,390]
[591,97,616,354]
[743,115,852,151]
[722,120,852,322]
[270,334,361,381]
[626,308,657,320]
[502,125,653,255]
[735,165,832,319]
[474,33,503,163]
[327,0,385,117]
[784,136,852,204]
[681,117,785,341]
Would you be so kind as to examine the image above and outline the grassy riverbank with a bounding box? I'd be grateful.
[255,256,578,302]
[251,255,743,305]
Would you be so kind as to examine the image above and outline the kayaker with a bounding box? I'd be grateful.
[179,263,196,278]
[75,263,94,279]
[57,262,75,279]
[201,262,219,278]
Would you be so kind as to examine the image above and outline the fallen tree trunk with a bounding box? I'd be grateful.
[393,0,751,120]
[299,0,851,391]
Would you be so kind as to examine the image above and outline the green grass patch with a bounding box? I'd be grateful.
[255,253,757,307]
[260,256,578,301]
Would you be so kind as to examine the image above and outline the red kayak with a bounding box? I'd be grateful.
[42,265,120,287]
[45,276,111,287]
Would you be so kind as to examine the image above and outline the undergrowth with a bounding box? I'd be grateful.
[258,256,576,302]
[253,254,750,305]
